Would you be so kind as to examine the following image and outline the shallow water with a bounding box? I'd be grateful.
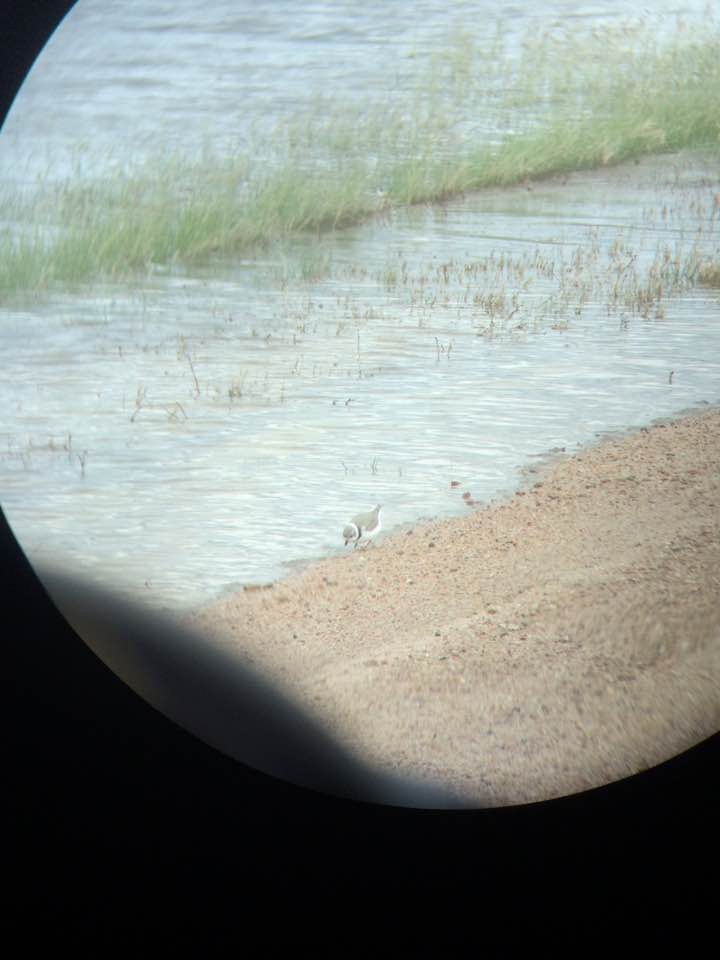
[1,0,719,612]
[0,0,709,184]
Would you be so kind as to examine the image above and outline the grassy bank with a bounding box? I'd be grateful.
[1,15,719,296]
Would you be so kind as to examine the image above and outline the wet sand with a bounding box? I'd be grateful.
[188,406,720,806]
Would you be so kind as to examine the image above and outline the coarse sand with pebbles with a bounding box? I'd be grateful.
[187,405,720,807]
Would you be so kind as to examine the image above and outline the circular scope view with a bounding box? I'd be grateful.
[1,0,718,806]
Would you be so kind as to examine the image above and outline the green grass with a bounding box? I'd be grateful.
[1,14,719,296]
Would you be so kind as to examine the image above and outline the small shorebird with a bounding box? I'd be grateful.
[343,504,382,549]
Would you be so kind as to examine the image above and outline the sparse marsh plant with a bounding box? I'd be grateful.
[3,432,89,475]
[227,371,249,401]
[164,401,188,421]
[178,336,201,397]
[434,336,453,359]
[130,385,148,422]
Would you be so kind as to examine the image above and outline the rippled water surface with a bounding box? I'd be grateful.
[1,0,718,611]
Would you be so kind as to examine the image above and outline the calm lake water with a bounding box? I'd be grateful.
[1,0,718,613]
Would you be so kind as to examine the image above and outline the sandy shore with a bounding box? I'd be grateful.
[188,406,720,806]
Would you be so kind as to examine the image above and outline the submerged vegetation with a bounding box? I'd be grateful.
[1,14,720,295]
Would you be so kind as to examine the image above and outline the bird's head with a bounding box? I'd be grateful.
[343,523,359,546]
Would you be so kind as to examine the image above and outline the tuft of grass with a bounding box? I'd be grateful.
[698,262,720,287]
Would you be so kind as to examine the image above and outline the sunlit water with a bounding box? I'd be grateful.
[1,0,718,612]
